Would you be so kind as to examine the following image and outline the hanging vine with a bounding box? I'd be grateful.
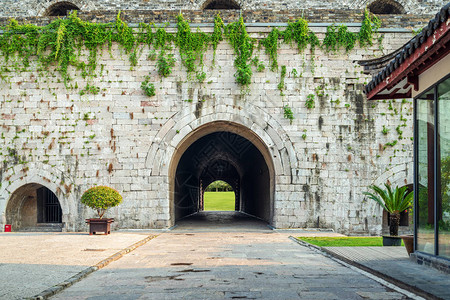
[283,18,319,53]
[323,24,357,53]
[211,14,225,62]
[261,28,281,72]
[260,18,320,73]
[322,9,380,53]
[176,14,210,77]
[224,17,255,86]
[358,8,381,47]
[0,11,139,85]
[0,10,382,89]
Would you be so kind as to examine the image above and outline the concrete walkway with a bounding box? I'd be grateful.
[53,233,412,299]
[0,231,156,299]
[52,212,414,300]
[322,246,450,300]
[1,212,448,299]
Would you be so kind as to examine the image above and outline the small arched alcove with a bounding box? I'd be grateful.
[169,122,275,225]
[368,0,406,14]
[202,0,241,10]
[5,183,63,231]
[44,1,80,16]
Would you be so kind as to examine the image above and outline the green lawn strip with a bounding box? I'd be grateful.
[298,236,404,247]
[204,191,235,211]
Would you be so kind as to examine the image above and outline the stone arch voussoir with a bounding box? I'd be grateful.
[145,105,296,179]
[0,162,77,231]
[371,161,413,188]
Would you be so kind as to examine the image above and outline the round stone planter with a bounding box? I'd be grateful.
[382,235,402,246]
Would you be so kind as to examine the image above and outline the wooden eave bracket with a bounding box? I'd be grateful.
[407,74,419,91]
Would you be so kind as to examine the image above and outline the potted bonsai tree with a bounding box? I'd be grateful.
[81,186,122,235]
[364,184,413,246]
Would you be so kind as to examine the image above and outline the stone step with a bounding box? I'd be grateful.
[19,223,63,232]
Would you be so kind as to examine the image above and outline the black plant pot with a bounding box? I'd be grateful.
[382,235,402,246]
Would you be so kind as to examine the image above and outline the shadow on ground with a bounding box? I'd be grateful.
[174,211,271,232]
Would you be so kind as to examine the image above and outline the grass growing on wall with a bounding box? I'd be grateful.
[204,191,235,211]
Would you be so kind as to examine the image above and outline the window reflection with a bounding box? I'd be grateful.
[438,77,450,258]
[417,91,435,254]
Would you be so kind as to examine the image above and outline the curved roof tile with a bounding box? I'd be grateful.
[365,3,450,95]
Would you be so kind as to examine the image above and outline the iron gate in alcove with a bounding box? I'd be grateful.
[37,187,62,223]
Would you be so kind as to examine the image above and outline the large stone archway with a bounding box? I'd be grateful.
[145,103,297,228]
[170,124,276,224]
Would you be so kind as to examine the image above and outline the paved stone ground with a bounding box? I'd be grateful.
[0,232,155,299]
[325,246,450,299]
[52,212,411,300]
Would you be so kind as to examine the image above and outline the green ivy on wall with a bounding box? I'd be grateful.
[283,105,294,124]
[224,17,254,86]
[278,65,287,95]
[261,18,320,73]
[0,12,141,85]
[176,14,209,78]
[0,9,382,90]
[323,24,357,53]
[322,9,380,53]
[358,8,381,47]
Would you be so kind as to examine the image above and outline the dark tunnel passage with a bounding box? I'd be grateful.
[173,131,272,224]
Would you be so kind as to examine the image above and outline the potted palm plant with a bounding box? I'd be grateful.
[81,186,123,235]
[364,184,413,246]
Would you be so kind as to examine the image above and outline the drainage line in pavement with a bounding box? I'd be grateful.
[168,225,178,231]
[31,234,157,300]
[289,236,438,300]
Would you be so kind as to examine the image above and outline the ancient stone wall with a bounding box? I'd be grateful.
[0,12,420,233]
[0,0,446,17]
[0,9,433,28]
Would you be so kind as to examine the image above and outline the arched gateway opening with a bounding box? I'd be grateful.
[203,180,236,211]
[5,183,63,231]
[169,122,275,225]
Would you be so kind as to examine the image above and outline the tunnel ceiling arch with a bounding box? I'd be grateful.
[200,159,240,188]
[172,129,274,224]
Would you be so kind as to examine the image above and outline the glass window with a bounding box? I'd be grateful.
[438,77,450,258]
[416,88,435,254]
